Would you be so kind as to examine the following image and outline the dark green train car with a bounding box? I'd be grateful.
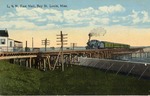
[86,40,130,49]
[102,41,130,48]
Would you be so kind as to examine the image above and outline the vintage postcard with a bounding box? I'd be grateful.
[0,0,149,95]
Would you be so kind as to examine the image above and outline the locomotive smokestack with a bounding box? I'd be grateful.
[88,33,92,42]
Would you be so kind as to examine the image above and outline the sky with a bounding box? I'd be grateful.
[0,0,150,47]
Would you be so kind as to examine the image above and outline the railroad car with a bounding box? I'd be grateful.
[86,40,130,49]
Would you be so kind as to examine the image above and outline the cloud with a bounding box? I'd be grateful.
[15,8,63,22]
[62,4,125,26]
[63,6,112,26]
[100,18,110,24]
[112,19,120,23]
[98,4,125,13]
[63,10,81,23]
[141,11,150,23]
[0,7,63,30]
[1,4,150,30]
[3,20,58,30]
[130,10,150,24]
[108,9,150,28]
[79,7,99,16]
[131,10,141,24]
[40,24,59,30]
[0,20,36,30]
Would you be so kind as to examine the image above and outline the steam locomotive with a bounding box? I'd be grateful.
[86,40,130,49]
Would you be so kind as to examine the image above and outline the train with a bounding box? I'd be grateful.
[86,40,130,49]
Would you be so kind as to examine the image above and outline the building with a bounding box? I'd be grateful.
[0,29,23,52]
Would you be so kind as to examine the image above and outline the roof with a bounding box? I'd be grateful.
[8,38,14,40]
[14,40,22,43]
[0,30,9,37]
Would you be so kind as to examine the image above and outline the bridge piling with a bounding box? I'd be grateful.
[25,59,28,67]
[29,58,32,68]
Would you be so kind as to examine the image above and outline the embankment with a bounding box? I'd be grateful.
[78,57,150,79]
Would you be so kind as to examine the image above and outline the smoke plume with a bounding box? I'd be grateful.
[89,27,106,37]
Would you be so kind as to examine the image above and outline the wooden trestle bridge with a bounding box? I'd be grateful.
[0,48,143,71]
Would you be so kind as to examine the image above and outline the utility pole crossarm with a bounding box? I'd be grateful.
[56,31,68,71]
[41,38,50,52]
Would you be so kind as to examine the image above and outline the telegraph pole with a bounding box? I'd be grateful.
[71,43,77,50]
[42,38,50,52]
[56,31,68,71]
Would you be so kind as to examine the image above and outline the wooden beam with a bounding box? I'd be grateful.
[0,55,36,60]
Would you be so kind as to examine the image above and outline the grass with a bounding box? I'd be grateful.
[0,60,149,95]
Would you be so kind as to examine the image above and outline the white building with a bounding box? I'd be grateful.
[0,29,23,52]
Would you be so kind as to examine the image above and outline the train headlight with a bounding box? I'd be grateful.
[145,63,147,66]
